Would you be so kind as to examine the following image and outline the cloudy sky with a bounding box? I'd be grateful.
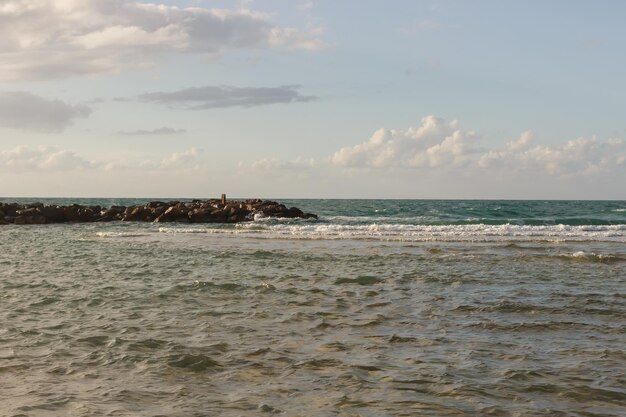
[1,0,625,199]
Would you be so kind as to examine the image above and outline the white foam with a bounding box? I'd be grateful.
[96,232,147,238]
[157,227,213,234]
[566,251,619,261]
[157,222,626,243]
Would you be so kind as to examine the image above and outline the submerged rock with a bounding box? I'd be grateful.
[0,199,317,225]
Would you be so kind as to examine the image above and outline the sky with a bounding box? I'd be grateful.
[1,0,625,199]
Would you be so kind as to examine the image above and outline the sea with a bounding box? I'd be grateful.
[1,199,624,417]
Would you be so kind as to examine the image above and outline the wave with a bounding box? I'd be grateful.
[157,222,626,243]
[95,232,148,238]
[558,251,625,263]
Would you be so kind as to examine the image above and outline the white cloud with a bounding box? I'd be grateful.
[479,132,625,176]
[159,147,202,169]
[0,91,91,132]
[0,0,326,81]
[246,157,314,170]
[103,147,203,171]
[0,146,203,173]
[248,115,626,180]
[269,26,329,51]
[330,115,480,168]
[327,116,625,177]
[0,146,97,172]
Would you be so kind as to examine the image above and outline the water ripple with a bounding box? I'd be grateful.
[0,222,624,416]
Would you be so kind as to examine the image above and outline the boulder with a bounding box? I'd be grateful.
[79,208,96,222]
[154,206,182,222]
[14,214,47,224]
[227,213,248,223]
[97,206,124,222]
[146,201,167,210]
[209,209,228,223]
[1,203,18,217]
[188,208,213,223]
[122,206,146,221]
[287,207,304,217]
[16,207,40,217]
[40,206,67,223]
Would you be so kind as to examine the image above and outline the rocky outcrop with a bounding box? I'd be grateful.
[0,199,317,225]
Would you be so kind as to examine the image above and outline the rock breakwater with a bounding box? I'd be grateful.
[0,199,317,225]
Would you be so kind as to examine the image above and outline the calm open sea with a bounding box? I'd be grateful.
[1,199,625,416]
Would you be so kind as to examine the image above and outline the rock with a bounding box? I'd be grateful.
[215,209,231,222]
[154,206,182,222]
[80,208,96,222]
[287,207,304,217]
[14,214,47,224]
[122,206,146,221]
[227,213,247,223]
[188,208,213,223]
[151,205,167,216]
[146,201,166,209]
[1,203,18,217]
[16,207,41,217]
[0,199,317,225]
[40,206,67,223]
[64,206,79,222]
[97,206,124,222]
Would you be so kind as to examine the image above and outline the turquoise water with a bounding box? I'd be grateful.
[1,199,625,416]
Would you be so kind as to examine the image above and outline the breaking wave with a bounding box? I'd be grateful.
[157,222,626,242]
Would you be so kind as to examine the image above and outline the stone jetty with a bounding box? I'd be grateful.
[0,199,317,225]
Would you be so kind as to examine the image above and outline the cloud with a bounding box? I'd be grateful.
[0,91,91,132]
[0,146,203,173]
[245,157,314,170]
[330,116,480,168]
[249,115,626,179]
[159,147,202,169]
[0,146,98,172]
[479,132,626,177]
[103,147,203,171]
[117,127,187,136]
[138,85,316,109]
[0,0,326,81]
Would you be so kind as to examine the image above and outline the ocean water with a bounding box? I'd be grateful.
[0,199,624,416]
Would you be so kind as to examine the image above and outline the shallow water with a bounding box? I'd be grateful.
[1,200,625,416]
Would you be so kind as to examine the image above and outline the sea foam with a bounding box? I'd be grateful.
[157,222,626,242]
